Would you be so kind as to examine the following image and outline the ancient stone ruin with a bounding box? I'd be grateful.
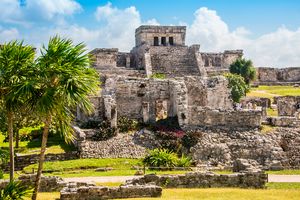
[77,25,261,130]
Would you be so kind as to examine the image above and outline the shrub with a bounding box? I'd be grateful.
[181,131,199,149]
[117,117,139,133]
[0,180,32,200]
[229,58,256,84]
[0,169,3,179]
[79,120,101,129]
[177,154,192,167]
[224,73,249,103]
[92,121,117,141]
[143,149,178,169]
[150,73,166,79]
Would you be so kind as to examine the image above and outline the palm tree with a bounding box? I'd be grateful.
[30,36,99,200]
[0,41,35,181]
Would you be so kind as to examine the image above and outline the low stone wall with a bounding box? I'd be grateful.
[187,107,262,129]
[78,133,147,159]
[60,183,162,200]
[268,116,300,127]
[240,97,271,108]
[0,174,66,192]
[257,67,300,84]
[6,151,79,171]
[126,172,267,189]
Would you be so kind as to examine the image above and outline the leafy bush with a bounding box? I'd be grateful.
[79,120,102,129]
[0,180,32,200]
[143,149,178,169]
[229,58,256,84]
[92,121,117,141]
[117,117,139,133]
[0,148,9,179]
[177,155,192,167]
[150,73,166,79]
[0,169,3,179]
[224,73,249,103]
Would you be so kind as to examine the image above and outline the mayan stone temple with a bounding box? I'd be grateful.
[78,25,261,129]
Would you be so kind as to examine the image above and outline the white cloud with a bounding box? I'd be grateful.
[0,0,81,25]
[0,27,20,42]
[1,3,299,68]
[186,7,300,67]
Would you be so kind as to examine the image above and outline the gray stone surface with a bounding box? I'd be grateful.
[257,67,300,84]
[60,183,162,200]
[126,172,267,189]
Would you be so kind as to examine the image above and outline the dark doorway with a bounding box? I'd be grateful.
[154,37,159,46]
[169,37,174,45]
[161,37,167,46]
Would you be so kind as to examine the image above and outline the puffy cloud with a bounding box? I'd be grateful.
[186,7,300,67]
[0,0,81,25]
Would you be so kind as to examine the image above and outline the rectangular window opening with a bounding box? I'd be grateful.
[161,37,166,46]
[154,37,159,46]
[169,37,174,45]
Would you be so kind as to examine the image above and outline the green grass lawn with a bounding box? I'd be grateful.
[0,133,75,155]
[248,85,300,97]
[22,158,191,178]
[25,186,300,200]
[267,169,300,175]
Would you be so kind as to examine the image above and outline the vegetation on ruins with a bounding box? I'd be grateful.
[0,180,33,200]
[0,41,36,181]
[229,58,256,85]
[224,73,249,103]
[142,149,192,169]
[150,73,166,79]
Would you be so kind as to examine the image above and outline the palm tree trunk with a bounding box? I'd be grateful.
[7,111,14,182]
[31,115,51,200]
[16,131,19,149]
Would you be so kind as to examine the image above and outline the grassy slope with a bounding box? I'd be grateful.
[0,133,75,155]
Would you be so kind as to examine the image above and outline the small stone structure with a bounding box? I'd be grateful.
[60,183,162,200]
[256,67,300,85]
[126,172,267,189]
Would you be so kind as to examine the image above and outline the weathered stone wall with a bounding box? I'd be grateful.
[135,25,186,47]
[187,108,262,129]
[149,46,201,77]
[190,127,300,169]
[77,131,148,159]
[240,97,271,108]
[268,116,300,127]
[127,172,267,189]
[275,96,300,116]
[185,76,232,109]
[0,174,66,192]
[90,48,118,71]
[60,183,162,200]
[5,152,79,171]
[201,50,243,68]
[257,67,300,84]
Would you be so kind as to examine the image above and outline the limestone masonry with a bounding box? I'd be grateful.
[78,25,261,130]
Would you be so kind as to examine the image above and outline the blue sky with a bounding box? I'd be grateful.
[1,0,300,67]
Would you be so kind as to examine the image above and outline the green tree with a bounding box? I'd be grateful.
[30,36,99,200]
[229,58,256,84]
[0,41,35,181]
[224,73,249,103]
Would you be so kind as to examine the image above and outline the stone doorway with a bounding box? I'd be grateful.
[156,100,168,121]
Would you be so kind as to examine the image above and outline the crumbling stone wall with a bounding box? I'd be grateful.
[0,174,66,192]
[276,96,300,117]
[126,172,267,189]
[257,67,300,84]
[60,183,162,200]
[187,108,262,129]
[201,50,243,69]
[190,127,300,169]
